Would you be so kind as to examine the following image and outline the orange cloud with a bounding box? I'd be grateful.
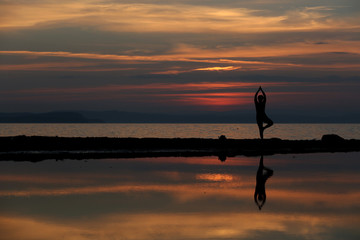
[2,40,357,62]
[170,41,360,59]
[0,79,337,109]
[1,2,358,33]
[2,39,360,74]
[194,66,242,71]
[158,92,253,110]
[151,65,242,74]
[0,82,286,95]
[174,97,250,110]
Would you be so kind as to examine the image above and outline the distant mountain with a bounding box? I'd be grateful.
[0,112,103,123]
[80,110,254,123]
[81,110,360,123]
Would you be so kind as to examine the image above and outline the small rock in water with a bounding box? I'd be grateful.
[321,134,345,144]
[218,135,227,141]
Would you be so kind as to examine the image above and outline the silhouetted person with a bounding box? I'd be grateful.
[254,155,273,210]
[255,86,273,139]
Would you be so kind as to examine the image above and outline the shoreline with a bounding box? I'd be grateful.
[0,135,359,161]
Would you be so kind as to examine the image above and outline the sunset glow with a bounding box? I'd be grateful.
[1,2,359,239]
[0,0,359,116]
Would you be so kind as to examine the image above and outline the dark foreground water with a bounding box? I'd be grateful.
[0,153,359,240]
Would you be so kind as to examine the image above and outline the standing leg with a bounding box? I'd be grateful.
[258,122,264,139]
[259,155,264,167]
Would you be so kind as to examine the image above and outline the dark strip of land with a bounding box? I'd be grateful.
[0,135,359,161]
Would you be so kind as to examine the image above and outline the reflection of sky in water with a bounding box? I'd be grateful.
[0,153,359,240]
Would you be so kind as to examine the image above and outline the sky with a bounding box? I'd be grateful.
[0,0,360,119]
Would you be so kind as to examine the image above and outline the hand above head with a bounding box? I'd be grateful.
[256,86,262,94]
[259,86,265,95]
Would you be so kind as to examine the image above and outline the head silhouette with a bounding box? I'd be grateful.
[258,95,264,102]
[258,195,264,201]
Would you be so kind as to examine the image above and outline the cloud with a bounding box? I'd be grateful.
[2,39,360,74]
[0,1,359,113]
[1,1,359,33]
[194,66,242,71]
[0,82,303,96]
[0,79,342,112]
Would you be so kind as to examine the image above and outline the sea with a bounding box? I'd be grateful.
[0,123,360,139]
[1,123,359,240]
[1,153,359,239]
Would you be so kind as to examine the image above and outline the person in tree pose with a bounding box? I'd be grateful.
[254,86,273,139]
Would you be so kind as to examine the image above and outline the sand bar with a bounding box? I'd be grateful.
[0,134,359,161]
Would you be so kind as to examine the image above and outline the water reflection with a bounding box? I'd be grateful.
[218,152,227,162]
[254,155,274,210]
[0,153,359,240]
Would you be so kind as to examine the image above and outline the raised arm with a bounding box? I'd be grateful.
[260,87,266,102]
[254,87,261,103]
[261,195,266,207]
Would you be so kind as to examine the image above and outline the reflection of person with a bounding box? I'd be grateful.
[254,86,273,139]
[254,155,273,210]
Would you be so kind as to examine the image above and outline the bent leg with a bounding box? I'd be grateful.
[263,115,273,129]
[263,167,274,179]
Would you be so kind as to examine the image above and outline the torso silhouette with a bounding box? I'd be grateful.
[255,99,266,119]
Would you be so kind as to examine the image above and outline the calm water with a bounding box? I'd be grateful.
[0,123,360,139]
[0,152,359,240]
